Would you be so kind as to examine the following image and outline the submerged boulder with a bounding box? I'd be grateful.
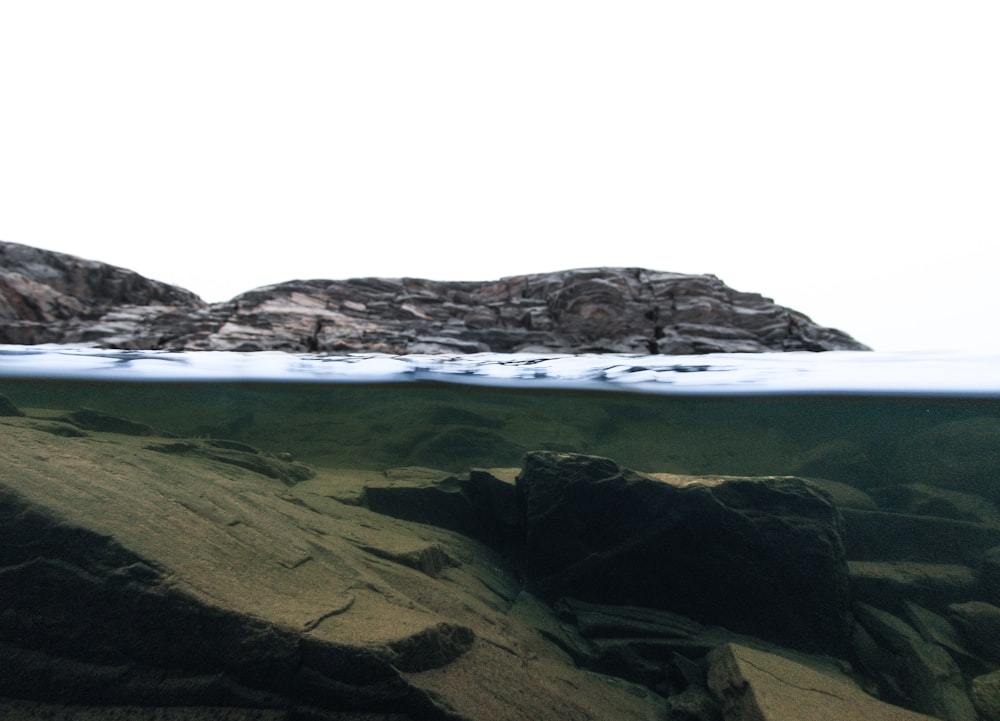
[707,643,939,721]
[514,451,853,654]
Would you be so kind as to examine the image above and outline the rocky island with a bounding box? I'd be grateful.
[0,240,868,353]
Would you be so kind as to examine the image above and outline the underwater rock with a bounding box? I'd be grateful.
[664,685,722,721]
[949,601,1000,662]
[515,452,852,654]
[972,669,1000,721]
[62,407,157,436]
[707,642,938,721]
[0,240,870,353]
[849,561,979,615]
[795,439,879,487]
[145,438,315,485]
[980,546,1000,605]
[853,603,977,721]
[358,467,523,556]
[902,601,982,667]
[0,411,665,720]
[0,392,24,417]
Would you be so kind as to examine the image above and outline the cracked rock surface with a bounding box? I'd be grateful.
[0,404,664,721]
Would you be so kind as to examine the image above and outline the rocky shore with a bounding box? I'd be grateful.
[0,240,868,353]
[5,391,1000,720]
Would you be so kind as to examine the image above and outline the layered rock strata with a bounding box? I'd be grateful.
[0,240,868,353]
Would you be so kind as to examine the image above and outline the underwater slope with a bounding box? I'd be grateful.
[7,393,996,719]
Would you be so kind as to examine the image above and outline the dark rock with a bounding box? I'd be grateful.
[359,467,522,554]
[145,438,315,485]
[0,493,447,717]
[515,452,852,654]
[981,545,1000,605]
[903,601,982,668]
[853,602,977,721]
[0,393,24,417]
[554,597,706,640]
[383,622,475,672]
[849,561,980,614]
[63,407,156,436]
[949,601,1000,662]
[971,669,1000,721]
[707,642,938,721]
[664,685,722,721]
[2,413,671,721]
[552,597,742,692]
[0,240,869,353]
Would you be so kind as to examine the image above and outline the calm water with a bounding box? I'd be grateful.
[2,345,999,486]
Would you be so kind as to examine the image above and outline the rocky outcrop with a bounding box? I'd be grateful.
[14,388,1000,720]
[707,643,939,721]
[0,240,869,353]
[515,453,853,656]
[0,403,664,721]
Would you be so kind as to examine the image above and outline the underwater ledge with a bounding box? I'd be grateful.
[4,371,1000,720]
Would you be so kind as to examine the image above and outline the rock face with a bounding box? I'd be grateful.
[515,452,853,655]
[707,643,939,721]
[8,388,1000,720]
[0,406,665,721]
[0,240,869,353]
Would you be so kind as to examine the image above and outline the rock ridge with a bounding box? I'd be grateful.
[0,240,869,353]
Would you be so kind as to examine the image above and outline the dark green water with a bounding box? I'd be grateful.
[3,378,1000,499]
[7,366,1000,718]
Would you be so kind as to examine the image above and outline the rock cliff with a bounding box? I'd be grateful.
[0,240,869,353]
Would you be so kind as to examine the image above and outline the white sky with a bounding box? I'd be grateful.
[1,2,998,353]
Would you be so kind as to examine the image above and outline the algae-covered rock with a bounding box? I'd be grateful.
[0,409,665,721]
[972,669,1000,721]
[0,392,24,417]
[707,642,938,721]
[949,601,1000,662]
[852,603,977,721]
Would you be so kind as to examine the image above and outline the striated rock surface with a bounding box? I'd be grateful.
[0,405,664,721]
[0,240,868,353]
[6,389,999,720]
